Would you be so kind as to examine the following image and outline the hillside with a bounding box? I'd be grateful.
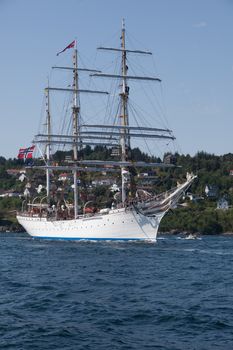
[0,149,232,234]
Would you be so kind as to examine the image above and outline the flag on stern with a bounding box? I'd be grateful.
[17,145,35,160]
[57,40,76,56]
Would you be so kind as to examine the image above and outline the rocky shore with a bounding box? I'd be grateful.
[0,224,25,233]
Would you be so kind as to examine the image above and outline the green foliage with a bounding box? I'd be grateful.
[0,197,22,230]
[1,150,233,234]
[0,157,6,166]
[160,207,233,235]
[93,186,114,208]
[0,167,15,190]
[0,197,22,211]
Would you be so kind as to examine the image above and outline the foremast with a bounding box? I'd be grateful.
[47,42,80,218]
[40,41,108,218]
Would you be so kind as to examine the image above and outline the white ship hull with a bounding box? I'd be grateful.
[17,208,164,242]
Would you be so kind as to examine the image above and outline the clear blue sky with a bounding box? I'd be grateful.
[0,0,233,159]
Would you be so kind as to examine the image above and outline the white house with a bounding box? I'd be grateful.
[205,185,218,198]
[186,192,204,202]
[217,198,229,210]
[110,184,120,192]
[58,173,71,182]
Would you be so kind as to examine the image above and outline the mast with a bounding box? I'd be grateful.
[73,41,79,219]
[120,18,129,204]
[32,41,111,217]
[34,30,173,211]
[45,84,51,204]
[90,20,163,205]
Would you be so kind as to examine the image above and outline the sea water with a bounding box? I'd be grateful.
[0,233,233,349]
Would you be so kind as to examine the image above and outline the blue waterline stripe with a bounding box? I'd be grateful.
[32,236,147,241]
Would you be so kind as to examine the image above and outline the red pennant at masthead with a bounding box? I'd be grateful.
[57,40,76,56]
[17,145,35,160]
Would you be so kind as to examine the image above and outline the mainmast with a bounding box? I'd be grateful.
[45,85,51,204]
[90,20,163,206]
[72,42,79,218]
[120,19,129,204]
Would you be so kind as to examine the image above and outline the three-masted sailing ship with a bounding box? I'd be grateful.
[17,21,196,241]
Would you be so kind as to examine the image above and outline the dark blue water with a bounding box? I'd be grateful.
[0,234,233,349]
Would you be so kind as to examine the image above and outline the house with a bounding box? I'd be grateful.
[92,178,114,187]
[58,173,72,182]
[110,184,120,192]
[186,192,204,202]
[111,148,120,156]
[0,190,21,198]
[205,185,218,198]
[138,173,149,178]
[163,154,177,165]
[217,198,229,210]
[6,169,21,176]
[65,155,72,163]
[71,179,81,189]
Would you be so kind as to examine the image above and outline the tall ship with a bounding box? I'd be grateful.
[17,21,196,241]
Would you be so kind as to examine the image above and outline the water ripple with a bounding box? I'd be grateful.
[0,233,233,349]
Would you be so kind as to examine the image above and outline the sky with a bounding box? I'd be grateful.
[0,0,233,159]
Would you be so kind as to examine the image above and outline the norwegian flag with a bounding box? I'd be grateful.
[57,40,76,56]
[17,145,35,160]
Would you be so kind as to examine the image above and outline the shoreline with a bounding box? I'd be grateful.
[0,226,232,236]
[159,230,233,236]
